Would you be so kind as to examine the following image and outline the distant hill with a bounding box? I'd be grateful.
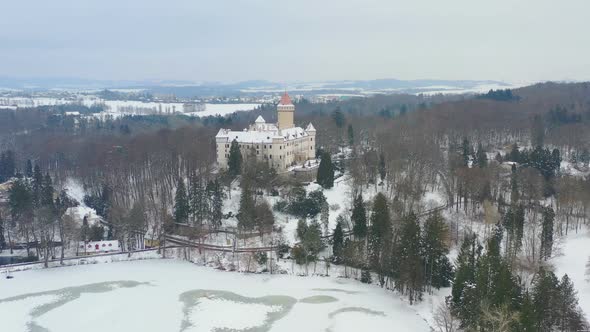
[0,77,511,98]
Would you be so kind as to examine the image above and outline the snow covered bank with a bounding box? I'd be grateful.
[0,259,431,332]
[552,228,590,318]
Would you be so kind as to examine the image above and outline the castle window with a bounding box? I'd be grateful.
[311,138,313,142]
[311,146,313,150]
[270,155,272,159]
[257,150,259,155]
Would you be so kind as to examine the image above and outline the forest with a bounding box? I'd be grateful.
[1,82,590,331]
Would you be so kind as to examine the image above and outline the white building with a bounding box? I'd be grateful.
[215,92,316,172]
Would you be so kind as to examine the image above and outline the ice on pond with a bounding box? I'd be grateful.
[0,260,432,332]
[298,295,338,304]
[311,288,361,295]
[328,307,386,319]
[0,281,150,332]
[179,289,297,332]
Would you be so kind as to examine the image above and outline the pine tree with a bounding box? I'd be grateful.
[0,150,15,182]
[189,175,206,225]
[461,137,470,166]
[32,164,43,207]
[422,211,454,291]
[210,180,224,229]
[451,234,479,313]
[476,142,487,167]
[41,173,54,208]
[25,159,33,178]
[0,211,6,250]
[540,207,555,260]
[332,108,345,129]
[378,152,386,182]
[332,218,344,263]
[237,181,256,230]
[368,193,391,271]
[173,177,189,224]
[320,200,329,236]
[556,274,585,331]
[351,194,367,239]
[397,212,424,304]
[347,124,354,146]
[254,201,274,236]
[531,268,559,330]
[519,291,536,332]
[227,139,242,178]
[513,205,525,254]
[317,152,334,189]
[509,143,520,163]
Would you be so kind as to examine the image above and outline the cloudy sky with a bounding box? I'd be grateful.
[1,0,589,83]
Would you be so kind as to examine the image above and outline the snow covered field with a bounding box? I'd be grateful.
[0,96,260,117]
[0,259,430,332]
[552,228,590,319]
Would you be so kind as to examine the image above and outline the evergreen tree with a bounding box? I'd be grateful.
[0,216,4,251]
[556,274,586,331]
[451,234,479,315]
[513,205,525,254]
[540,206,555,260]
[347,124,354,146]
[173,177,189,224]
[332,217,344,263]
[332,107,345,129]
[0,150,15,182]
[237,181,256,230]
[509,143,520,163]
[32,164,43,207]
[189,175,207,225]
[210,180,224,229]
[476,142,487,167]
[81,215,90,242]
[422,212,454,291]
[378,152,386,182]
[8,178,33,220]
[25,159,33,178]
[41,173,54,208]
[351,194,367,239]
[368,193,391,271]
[461,137,470,166]
[320,200,329,236]
[519,291,536,332]
[397,212,424,304]
[254,201,274,236]
[317,152,334,189]
[227,139,242,178]
[531,268,559,330]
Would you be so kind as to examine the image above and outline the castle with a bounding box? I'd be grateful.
[215,92,316,172]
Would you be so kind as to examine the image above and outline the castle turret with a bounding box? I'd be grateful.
[277,92,294,130]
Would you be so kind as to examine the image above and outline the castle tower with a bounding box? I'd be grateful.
[277,92,295,130]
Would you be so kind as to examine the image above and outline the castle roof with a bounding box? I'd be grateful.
[215,125,309,144]
[278,92,293,106]
[255,115,265,123]
[305,123,316,132]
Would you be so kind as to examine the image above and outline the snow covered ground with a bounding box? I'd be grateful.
[0,96,260,117]
[552,228,590,318]
[0,259,431,332]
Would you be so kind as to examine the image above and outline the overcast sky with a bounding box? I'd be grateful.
[1,0,589,84]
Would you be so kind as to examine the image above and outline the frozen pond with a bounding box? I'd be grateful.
[0,260,430,332]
